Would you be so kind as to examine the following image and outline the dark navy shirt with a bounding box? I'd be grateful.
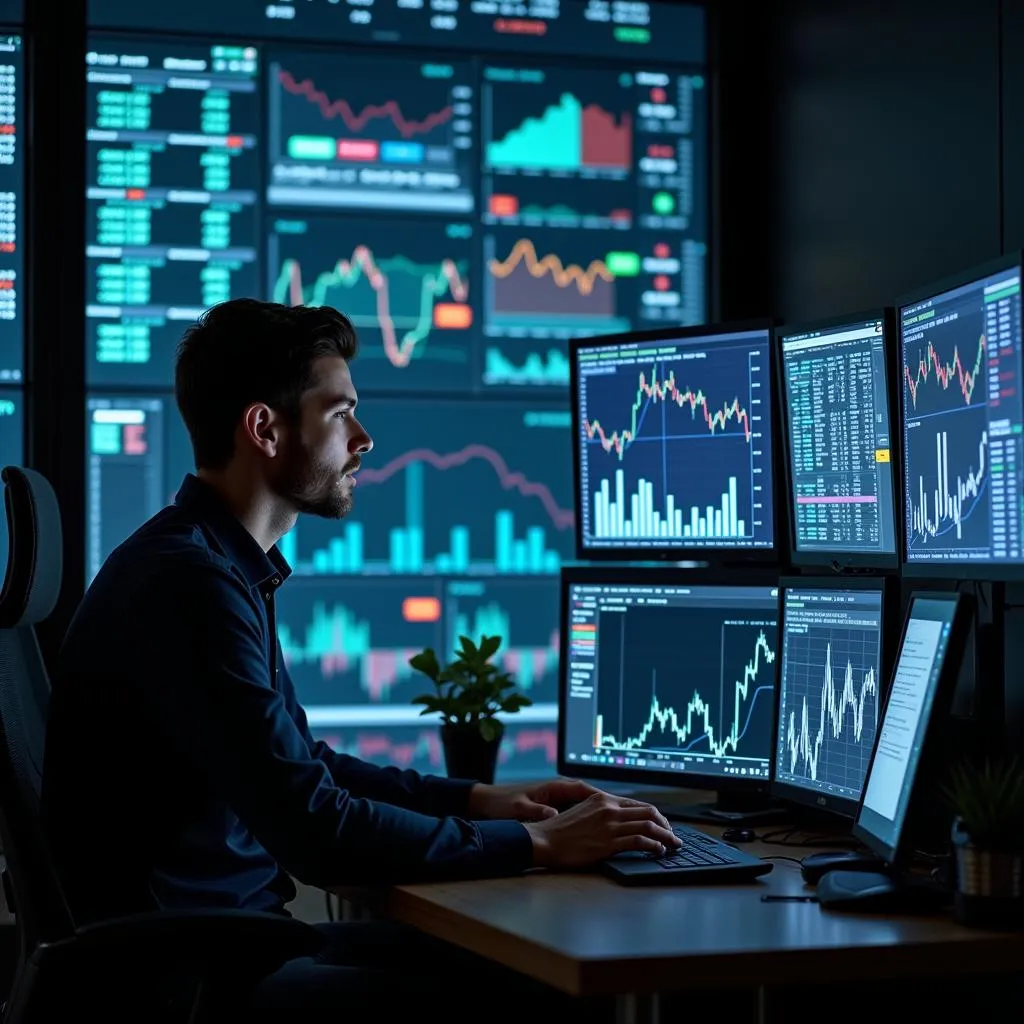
[42,475,532,925]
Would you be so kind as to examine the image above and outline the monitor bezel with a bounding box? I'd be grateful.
[568,318,783,567]
[768,574,898,820]
[773,308,902,572]
[897,251,1024,580]
[556,562,782,795]
[851,588,974,866]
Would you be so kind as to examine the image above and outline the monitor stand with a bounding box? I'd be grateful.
[659,791,786,825]
[816,869,951,913]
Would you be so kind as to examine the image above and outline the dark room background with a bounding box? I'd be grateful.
[14,0,1024,776]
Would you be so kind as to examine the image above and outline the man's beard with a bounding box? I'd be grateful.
[275,440,357,520]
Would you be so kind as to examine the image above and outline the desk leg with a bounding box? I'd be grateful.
[615,993,660,1024]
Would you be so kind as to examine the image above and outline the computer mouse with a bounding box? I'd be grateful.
[721,827,755,843]
[800,851,885,885]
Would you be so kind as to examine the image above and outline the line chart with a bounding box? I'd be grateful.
[596,613,777,762]
[904,333,986,411]
[777,610,881,798]
[583,365,751,459]
[276,68,455,138]
[488,237,614,296]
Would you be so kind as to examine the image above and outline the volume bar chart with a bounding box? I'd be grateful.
[592,469,743,540]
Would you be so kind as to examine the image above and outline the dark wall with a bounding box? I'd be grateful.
[768,0,1002,324]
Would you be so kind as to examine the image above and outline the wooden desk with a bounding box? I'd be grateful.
[338,831,1024,1023]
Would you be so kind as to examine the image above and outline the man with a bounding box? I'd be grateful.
[42,299,678,1011]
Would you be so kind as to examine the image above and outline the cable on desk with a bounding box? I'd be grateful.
[756,825,861,849]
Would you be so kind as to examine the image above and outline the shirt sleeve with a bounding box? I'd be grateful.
[145,561,533,888]
[277,643,477,820]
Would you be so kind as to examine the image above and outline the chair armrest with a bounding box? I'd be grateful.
[45,909,326,967]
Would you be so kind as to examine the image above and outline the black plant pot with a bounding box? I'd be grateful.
[441,723,503,784]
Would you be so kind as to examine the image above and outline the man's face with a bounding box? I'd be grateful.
[271,355,373,519]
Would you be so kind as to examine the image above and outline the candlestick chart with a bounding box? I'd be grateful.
[574,332,774,550]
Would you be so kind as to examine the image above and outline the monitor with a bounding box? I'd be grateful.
[777,312,898,569]
[771,578,889,819]
[853,591,972,865]
[558,566,780,811]
[570,322,777,562]
[899,252,1024,577]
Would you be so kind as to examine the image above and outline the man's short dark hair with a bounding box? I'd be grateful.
[174,298,358,470]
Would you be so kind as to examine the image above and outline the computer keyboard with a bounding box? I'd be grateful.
[656,825,745,868]
[601,823,773,885]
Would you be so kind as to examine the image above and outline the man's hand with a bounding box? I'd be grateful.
[523,791,681,867]
[466,778,601,822]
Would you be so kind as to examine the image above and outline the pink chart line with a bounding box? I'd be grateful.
[355,444,575,529]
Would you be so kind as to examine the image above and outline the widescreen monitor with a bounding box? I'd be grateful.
[569,322,777,563]
[558,566,780,802]
[81,2,709,784]
[853,591,972,865]
[899,253,1024,578]
[770,578,890,819]
[777,311,898,569]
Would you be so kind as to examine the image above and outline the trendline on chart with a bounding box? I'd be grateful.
[272,247,471,368]
[910,428,987,543]
[596,629,775,757]
[276,68,454,138]
[904,334,986,409]
[584,366,751,459]
[489,238,614,296]
[786,641,877,782]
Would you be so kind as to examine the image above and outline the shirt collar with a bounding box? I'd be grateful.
[174,474,293,591]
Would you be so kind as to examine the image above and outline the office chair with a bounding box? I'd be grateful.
[0,466,327,1022]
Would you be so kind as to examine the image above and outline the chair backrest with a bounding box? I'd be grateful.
[0,467,75,952]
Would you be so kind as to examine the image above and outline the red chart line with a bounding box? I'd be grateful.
[277,68,454,138]
[356,444,575,530]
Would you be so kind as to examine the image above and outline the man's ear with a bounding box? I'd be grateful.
[240,402,283,458]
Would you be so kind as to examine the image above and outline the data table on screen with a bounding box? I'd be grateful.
[901,267,1024,567]
[85,38,261,388]
[780,320,896,558]
[575,330,774,552]
[0,35,23,384]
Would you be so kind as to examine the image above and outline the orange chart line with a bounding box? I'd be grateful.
[487,238,613,296]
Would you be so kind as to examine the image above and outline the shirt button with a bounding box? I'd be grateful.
[271,577,281,586]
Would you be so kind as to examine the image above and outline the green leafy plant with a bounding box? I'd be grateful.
[944,757,1024,850]
[409,634,532,742]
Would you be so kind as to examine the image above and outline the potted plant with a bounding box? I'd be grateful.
[409,634,532,784]
[944,757,1024,928]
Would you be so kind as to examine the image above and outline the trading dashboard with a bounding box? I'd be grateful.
[780,318,896,561]
[573,327,774,553]
[82,1,708,780]
[774,585,882,806]
[561,579,779,781]
[901,263,1024,568]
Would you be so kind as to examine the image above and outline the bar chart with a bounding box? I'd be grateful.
[592,468,743,540]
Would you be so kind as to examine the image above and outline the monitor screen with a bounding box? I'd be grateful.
[81,4,707,784]
[573,326,775,555]
[856,595,958,862]
[900,260,1024,570]
[561,577,779,784]
[772,583,883,816]
[779,316,896,564]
